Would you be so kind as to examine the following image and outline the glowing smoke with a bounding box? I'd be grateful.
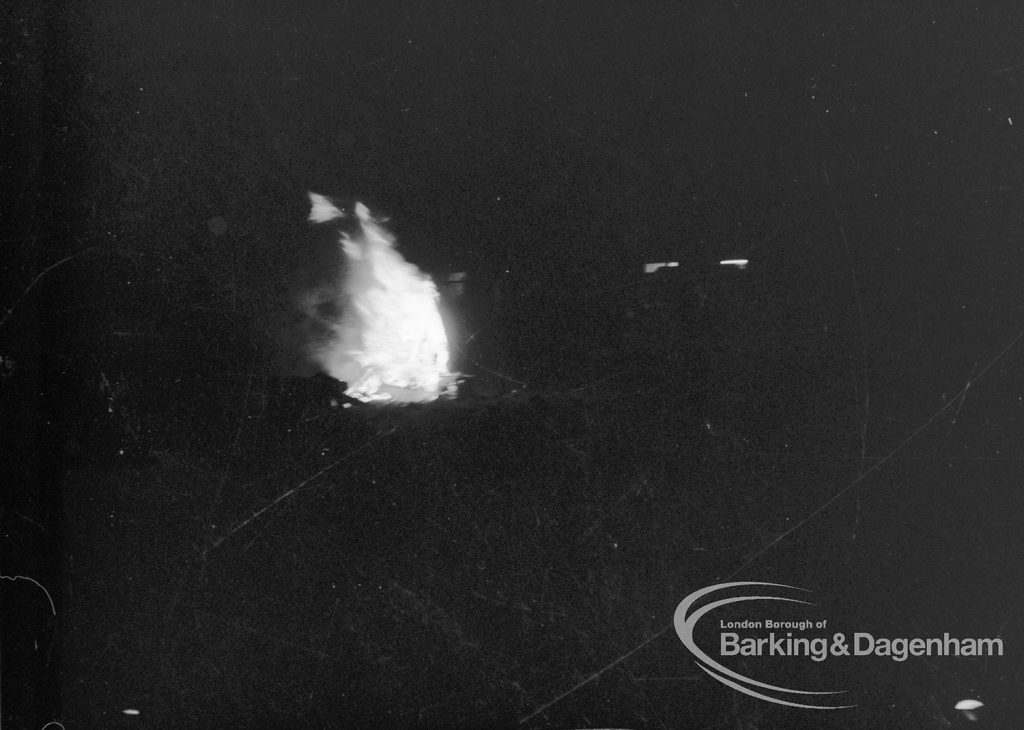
[304,193,454,403]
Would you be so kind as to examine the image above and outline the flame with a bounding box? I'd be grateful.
[305,193,454,403]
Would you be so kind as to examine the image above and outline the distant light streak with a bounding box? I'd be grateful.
[643,261,679,274]
[719,259,749,269]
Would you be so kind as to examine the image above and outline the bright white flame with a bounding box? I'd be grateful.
[306,194,454,403]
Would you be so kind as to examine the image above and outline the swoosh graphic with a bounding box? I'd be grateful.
[674,581,854,709]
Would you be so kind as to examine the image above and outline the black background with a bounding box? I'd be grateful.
[4,1,1024,727]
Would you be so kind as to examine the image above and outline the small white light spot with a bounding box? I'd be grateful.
[1009,117,1014,126]
[123,708,141,716]
[955,699,983,711]
[955,698,983,722]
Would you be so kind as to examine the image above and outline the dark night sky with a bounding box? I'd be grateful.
[41,1,1018,393]
[2,0,1022,460]
[65,1,1024,294]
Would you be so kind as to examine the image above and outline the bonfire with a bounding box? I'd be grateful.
[305,193,455,404]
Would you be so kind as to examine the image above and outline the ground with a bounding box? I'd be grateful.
[53,309,1024,727]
